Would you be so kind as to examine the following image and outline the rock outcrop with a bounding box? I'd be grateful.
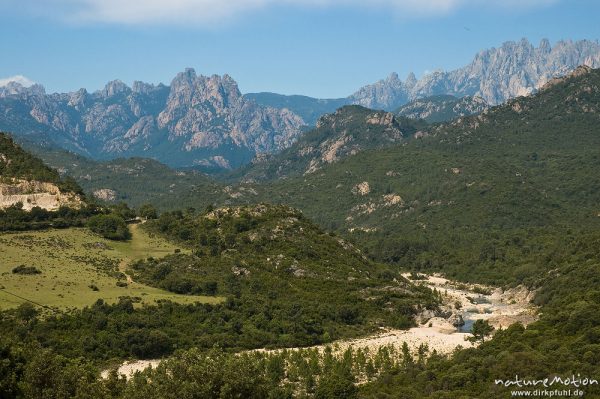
[0,179,82,211]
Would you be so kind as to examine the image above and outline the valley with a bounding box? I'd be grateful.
[1,34,600,398]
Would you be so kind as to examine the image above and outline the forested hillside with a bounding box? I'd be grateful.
[2,65,600,399]
[395,94,488,123]
[251,66,600,285]
[359,230,600,398]
[24,144,225,208]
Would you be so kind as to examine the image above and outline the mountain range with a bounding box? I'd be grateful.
[348,38,600,109]
[251,39,600,115]
[0,69,305,170]
[243,65,600,282]
[2,63,600,399]
[1,38,599,171]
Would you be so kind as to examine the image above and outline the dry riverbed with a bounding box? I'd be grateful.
[102,273,538,379]
[409,273,539,332]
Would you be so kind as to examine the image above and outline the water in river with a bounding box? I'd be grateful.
[458,316,475,333]
[459,295,491,332]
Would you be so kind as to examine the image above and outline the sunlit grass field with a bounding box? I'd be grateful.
[0,224,223,310]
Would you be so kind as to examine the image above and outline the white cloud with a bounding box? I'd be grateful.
[0,75,35,88]
[15,0,559,25]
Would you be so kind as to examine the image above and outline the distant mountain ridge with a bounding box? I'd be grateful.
[0,69,305,170]
[2,38,599,172]
[350,38,600,109]
[250,39,600,118]
[243,93,347,126]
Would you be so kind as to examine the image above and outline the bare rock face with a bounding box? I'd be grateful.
[92,188,117,202]
[351,72,412,110]
[0,179,82,211]
[0,69,305,169]
[350,39,600,109]
[352,182,371,196]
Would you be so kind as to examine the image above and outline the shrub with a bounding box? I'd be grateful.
[12,265,41,275]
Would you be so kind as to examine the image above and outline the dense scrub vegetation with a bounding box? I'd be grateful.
[0,335,423,399]
[0,203,101,231]
[0,200,141,234]
[132,204,437,343]
[359,231,600,398]
[23,142,225,209]
[3,228,599,398]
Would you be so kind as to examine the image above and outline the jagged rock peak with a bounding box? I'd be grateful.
[170,67,198,86]
[0,68,305,170]
[68,88,89,108]
[101,80,130,97]
[387,72,400,83]
[0,81,46,97]
[132,81,158,94]
[539,38,551,53]
[405,72,417,87]
[169,69,241,97]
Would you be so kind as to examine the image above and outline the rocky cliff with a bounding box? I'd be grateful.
[0,179,82,211]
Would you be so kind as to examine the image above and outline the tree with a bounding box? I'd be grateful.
[138,204,158,220]
[16,303,38,322]
[314,368,357,399]
[87,214,131,241]
[468,319,494,344]
[110,203,136,220]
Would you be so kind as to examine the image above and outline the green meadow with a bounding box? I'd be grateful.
[0,224,222,310]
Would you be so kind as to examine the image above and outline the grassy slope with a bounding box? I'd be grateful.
[0,224,222,310]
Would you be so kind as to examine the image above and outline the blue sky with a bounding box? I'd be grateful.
[1,0,599,98]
